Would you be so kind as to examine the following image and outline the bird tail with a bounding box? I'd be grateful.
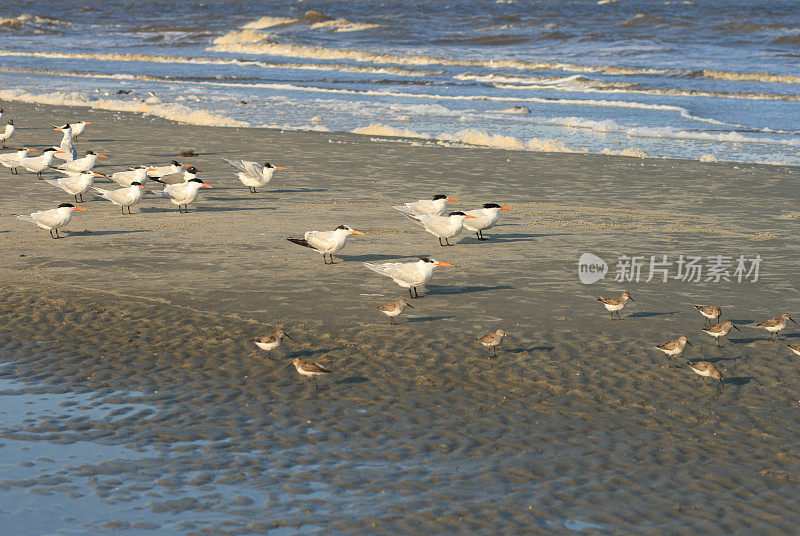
[44,178,65,189]
[392,205,416,217]
[393,206,424,225]
[91,187,111,198]
[363,262,388,275]
[150,189,169,198]
[149,177,166,184]
[221,156,239,169]
[287,238,314,249]
[14,214,35,223]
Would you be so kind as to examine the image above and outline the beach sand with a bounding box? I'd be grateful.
[1,101,800,534]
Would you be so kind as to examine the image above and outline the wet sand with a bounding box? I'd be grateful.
[1,102,800,534]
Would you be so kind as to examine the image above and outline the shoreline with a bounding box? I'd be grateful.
[2,89,798,168]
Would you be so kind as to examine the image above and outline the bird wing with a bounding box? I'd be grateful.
[304,230,336,252]
[241,160,263,179]
[32,209,64,228]
[221,156,248,174]
[364,262,408,277]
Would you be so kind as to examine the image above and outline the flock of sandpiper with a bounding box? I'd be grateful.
[597,292,798,390]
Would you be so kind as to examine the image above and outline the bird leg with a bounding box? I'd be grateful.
[777,332,782,341]
[492,346,497,358]
[313,377,319,391]
[438,237,446,246]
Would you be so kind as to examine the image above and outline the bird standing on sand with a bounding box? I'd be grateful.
[656,335,692,360]
[462,203,511,240]
[92,182,145,214]
[15,202,86,239]
[292,358,332,391]
[597,291,634,320]
[110,166,153,187]
[71,120,90,140]
[20,147,63,179]
[53,124,77,161]
[702,321,740,347]
[398,210,478,246]
[757,313,797,341]
[0,147,30,174]
[252,329,292,358]
[147,160,189,180]
[687,361,724,390]
[222,157,285,193]
[287,225,365,264]
[364,257,452,299]
[45,170,102,203]
[150,166,201,185]
[694,305,722,325]
[393,194,458,217]
[0,120,14,148]
[57,150,107,174]
[152,177,212,213]
[377,298,413,324]
[477,329,508,358]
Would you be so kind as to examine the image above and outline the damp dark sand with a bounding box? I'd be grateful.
[1,102,800,534]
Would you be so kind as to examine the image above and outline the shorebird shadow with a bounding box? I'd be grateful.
[427,284,514,295]
[271,188,327,194]
[200,206,277,213]
[335,376,368,385]
[510,346,555,353]
[289,347,345,359]
[728,337,763,344]
[65,229,151,236]
[463,232,572,244]
[629,311,679,318]
[339,253,412,262]
[728,319,756,325]
[726,376,753,386]
[406,315,455,323]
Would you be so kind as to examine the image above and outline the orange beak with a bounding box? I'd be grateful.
[97,154,108,158]
[84,122,91,125]
[275,166,286,169]
[137,185,144,189]
[55,150,66,154]
[500,206,511,210]
[435,262,452,267]
[464,215,478,219]
[53,127,62,131]
[93,172,103,177]
[447,197,459,201]
[201,184,213,188]
[182,164,191,167]
[72,207,87,211]
[350,230,365,235]
[147,167,158,171]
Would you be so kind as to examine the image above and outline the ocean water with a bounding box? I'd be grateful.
[1,1,799,163]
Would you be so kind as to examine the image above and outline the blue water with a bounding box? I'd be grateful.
[1,0,799,163]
